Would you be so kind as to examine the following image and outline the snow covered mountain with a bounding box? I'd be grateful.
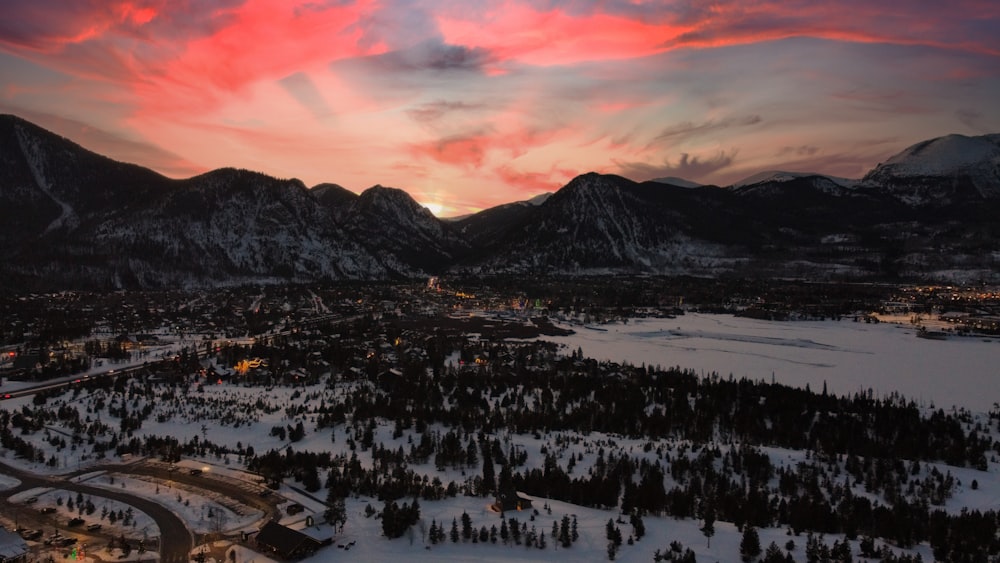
[337,185,470,272]
[457,162,1000,280]
[0,116,392,288]
[1,114,999,289]
[452,193,552,247]
[862,133,1000,204]
[84,168,390,287]
[730,170,856,190]
[310,182,358,222]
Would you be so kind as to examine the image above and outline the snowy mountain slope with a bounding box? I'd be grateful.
[0,114,169,256]
[339,185,470,273]
[84,169,391,287]
[310,182,358,222]
[452,194,555,248]
[863,133,1000,204]
[731,170,856,189]
[875,133,1000,178]
[462,173,744,275]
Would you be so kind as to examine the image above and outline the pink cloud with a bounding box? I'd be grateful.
[410,133,492,168]
[437,5,695,67]
[662,2,1000,56]
[495,164,574,194]
[436,0,1000,67]
[134,0,387,117]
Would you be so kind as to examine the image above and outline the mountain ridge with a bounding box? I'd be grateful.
[2,114,999,289]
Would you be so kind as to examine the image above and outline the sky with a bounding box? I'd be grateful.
[1,1,998,216]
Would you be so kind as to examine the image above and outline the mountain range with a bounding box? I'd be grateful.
[2,114,999,290]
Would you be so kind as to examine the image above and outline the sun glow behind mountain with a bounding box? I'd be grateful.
[420,202,446,217]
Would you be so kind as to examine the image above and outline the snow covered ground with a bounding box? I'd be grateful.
[79,471,262,535]
[543,313,1000,413]
[2,313,998,562]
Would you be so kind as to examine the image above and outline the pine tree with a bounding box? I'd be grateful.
[461,511,473,541]
[381,501,398,538]
[450,518,460,543]
[481,441,496,493]
[559,515,571,547]
[763,542,785,563]
[741,526,762,562]
[700,500,716,548]
[631,512,646,540]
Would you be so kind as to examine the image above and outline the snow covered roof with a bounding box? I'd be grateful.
[0,528,28,560]
[294,522,335,543]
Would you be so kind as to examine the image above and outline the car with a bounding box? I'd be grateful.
[20,530,43,541]
[189,469,203,476]
[86,523,103,532]
[24,496,38,504]
[40,507,56,514]
[286,503,304,515]
[68,517,85,527]
[58,537,78,547]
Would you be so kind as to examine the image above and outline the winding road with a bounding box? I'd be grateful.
[0,458,282,563]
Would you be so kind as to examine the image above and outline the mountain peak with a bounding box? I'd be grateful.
[357,184,433,217]
[651,176,702,188]
[730,170,855,189]
[875,133,1000,177]
[863,133,1000,202]
[526,192,553,206]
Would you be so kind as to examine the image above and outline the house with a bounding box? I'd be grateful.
[115,334,139,349]
[492,489,533,513]
[0,527,28,563]
[254,521,325,559]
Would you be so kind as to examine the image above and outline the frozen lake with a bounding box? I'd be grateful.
[544,313,1000,413]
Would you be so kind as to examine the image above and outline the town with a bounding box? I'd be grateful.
[0,277,999,563]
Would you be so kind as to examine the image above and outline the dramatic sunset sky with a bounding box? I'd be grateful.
[1,1,998,216]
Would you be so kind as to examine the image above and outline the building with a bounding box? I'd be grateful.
[0,527,28,563]
[492,489,533,513]
[254,521,327,559]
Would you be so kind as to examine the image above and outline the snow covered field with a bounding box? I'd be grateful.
[544,313,1000,413]
[3,313,998,562]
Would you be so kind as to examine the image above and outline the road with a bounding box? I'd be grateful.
[0,458,283,563]
[0,460,192,563]
[125,459,282,524]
